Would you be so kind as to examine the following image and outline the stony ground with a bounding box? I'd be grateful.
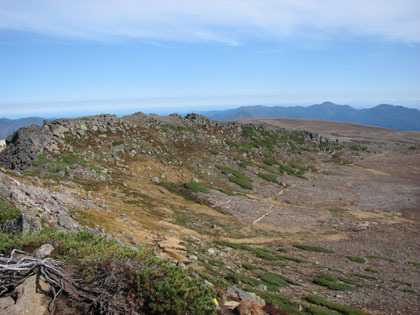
[1,113,419,314]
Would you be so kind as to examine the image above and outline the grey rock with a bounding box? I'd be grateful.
[34,244,55,259]
[206,248,217,255]
[151,176,160,184]
[57,214,74,231]
[176,261,187,270]
[1,214,41,234]
[188,254,198,260]
[226,285,265,306]
[255,284,267,291]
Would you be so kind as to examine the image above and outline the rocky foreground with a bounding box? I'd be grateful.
[0,112,419,314]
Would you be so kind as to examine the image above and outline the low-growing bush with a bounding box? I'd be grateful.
[242,263,259,270]
[228,176,253,190]
[347,256,366,263]
[184,181,209,193]
[313,275,354,291]
[260,272,297,286]
[257,172,278,183]
[0,198,21,227]
[307,295,368,315]
[293,244,335,253]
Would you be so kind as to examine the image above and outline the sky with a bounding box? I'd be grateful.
[0,0,420,118]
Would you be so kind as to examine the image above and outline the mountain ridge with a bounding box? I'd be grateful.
[202,102,420,131]
[0,117,46,140]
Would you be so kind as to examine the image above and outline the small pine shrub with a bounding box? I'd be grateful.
[260,272,297,286]
[228,176,253,190]
[242,263,259,271]
[313,275,353,291]
[293,244,335,253]
[306,295,368,315]
[347,256,366,263]
[257,172,278,183]
[184,181,209,193]
[0,198,21,227]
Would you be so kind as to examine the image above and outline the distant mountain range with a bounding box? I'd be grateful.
[0,117,45,140]
[202,102,420,131]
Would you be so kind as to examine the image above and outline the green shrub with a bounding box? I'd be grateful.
[260,272,297,286]
[216,165,246,178]
[313,275,354,291]
[365,255,396,262]
[293,244,335,253]
[184,181,209,193]
[242,263,259,270]
[408,261,420,268]
[269,261,288,267]
[208,149,219,155]
[306,295,368,315]
[352,273,377,280]
[32,154,49,166]
[207,259,225,267]
[228,176,253,190]
[364,267,378,273]
[0,198,21,227]
[347,256,366,263]
[227,273,261,287]
[215,241,294,262]
[111,140,124,146]
[257,172,278,183]
[263,159,277,166]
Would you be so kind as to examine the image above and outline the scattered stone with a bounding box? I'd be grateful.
[188,254,198,260]
[255,284,267,291]
[34,244,54,259]
[206,248,217,255]
[176,261,187,270]
[227,286,265,306]
[151,176,160,184]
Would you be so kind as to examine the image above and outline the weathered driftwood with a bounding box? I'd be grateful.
[0,250,141,314]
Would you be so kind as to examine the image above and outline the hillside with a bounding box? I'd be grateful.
[202,102,420,131]
[1,113,420,314]
[0,117,45,140]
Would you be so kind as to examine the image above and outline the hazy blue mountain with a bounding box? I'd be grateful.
[202,102,420,131]
[0,117,45,140]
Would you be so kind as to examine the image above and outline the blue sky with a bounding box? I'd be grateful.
[1,0,420,118]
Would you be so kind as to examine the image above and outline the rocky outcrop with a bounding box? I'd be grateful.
[0,124,53,170]
[0,114,121,171]
[1,213,42,234]
[0,171,80,232]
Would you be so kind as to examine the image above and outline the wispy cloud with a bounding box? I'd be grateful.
[1,0,419,44]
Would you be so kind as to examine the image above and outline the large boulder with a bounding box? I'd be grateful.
[1,214,42,234]
[0,275,51,315]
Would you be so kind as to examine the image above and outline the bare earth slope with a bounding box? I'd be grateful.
[1,114,419,314]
